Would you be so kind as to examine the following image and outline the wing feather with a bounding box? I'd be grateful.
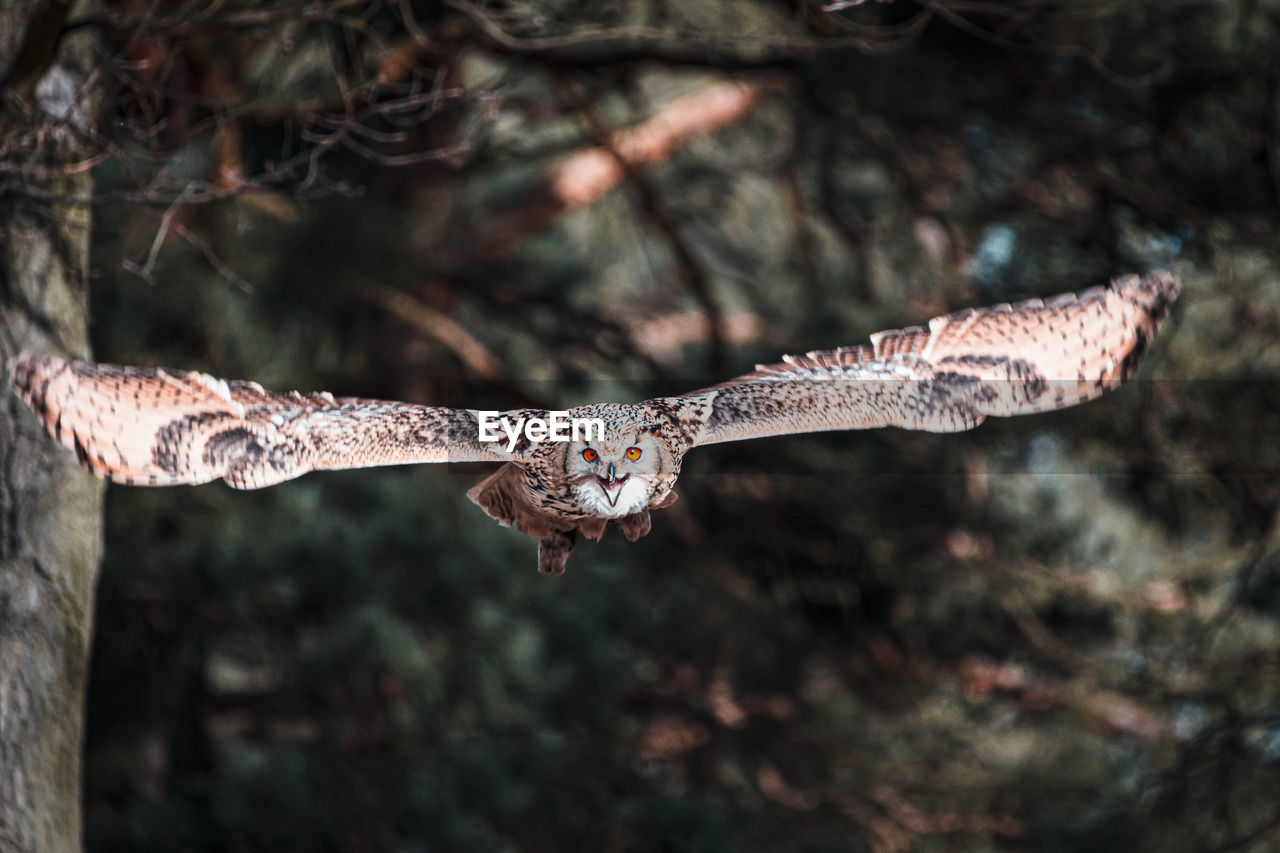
[687,271,1180,447]
[9,355,509,489]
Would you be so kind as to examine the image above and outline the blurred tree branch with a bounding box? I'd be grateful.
[441,0,934,65]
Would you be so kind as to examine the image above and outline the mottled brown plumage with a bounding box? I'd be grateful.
[8,271,1179,573]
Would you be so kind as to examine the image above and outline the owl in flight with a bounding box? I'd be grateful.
[11,271,1178,574]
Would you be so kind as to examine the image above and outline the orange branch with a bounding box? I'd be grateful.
[466,79,768,266]
[549,80,763,207]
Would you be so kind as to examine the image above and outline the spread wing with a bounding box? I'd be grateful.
[683,271,1180,447]
[9,356,515,489]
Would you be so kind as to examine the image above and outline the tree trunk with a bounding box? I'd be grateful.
[0,1,103,851]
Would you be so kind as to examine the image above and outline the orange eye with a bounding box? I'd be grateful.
[625,447,642,461]
[582,448,598,463]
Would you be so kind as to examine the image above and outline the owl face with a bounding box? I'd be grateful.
[565,431,663,518]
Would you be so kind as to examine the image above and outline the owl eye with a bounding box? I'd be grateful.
[625,446,642,461]
[582,448,598,463]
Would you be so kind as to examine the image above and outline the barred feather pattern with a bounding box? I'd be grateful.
[692,271,1179,445]
[9,358,506,489]
[8,270,1179,573]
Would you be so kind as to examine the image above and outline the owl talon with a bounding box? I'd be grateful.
[618,510,652,542]
[537,530,575,575]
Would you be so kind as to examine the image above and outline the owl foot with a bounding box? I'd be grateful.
[617,510,652,542]
[537,529,576,575]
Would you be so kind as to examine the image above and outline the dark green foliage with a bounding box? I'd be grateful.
[80,1,1280,850]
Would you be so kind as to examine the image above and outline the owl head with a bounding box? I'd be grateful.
[564,429,665,518]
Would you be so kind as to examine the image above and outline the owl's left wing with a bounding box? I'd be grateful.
[9,355,518,489]
[678,271,1179,448]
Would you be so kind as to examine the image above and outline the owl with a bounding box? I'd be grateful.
[9,271,1179,574]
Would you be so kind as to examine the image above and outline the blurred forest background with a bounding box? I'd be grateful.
[29,0,1280,849]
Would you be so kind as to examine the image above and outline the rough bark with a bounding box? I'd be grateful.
[0,1,103,851]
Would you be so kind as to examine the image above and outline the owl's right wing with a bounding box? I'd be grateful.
[9,355,521,489]
[680,271,1179,448]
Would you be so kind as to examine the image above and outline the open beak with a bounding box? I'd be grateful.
[596,463,629,507]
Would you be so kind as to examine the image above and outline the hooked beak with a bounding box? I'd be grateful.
[595,463,629,507]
